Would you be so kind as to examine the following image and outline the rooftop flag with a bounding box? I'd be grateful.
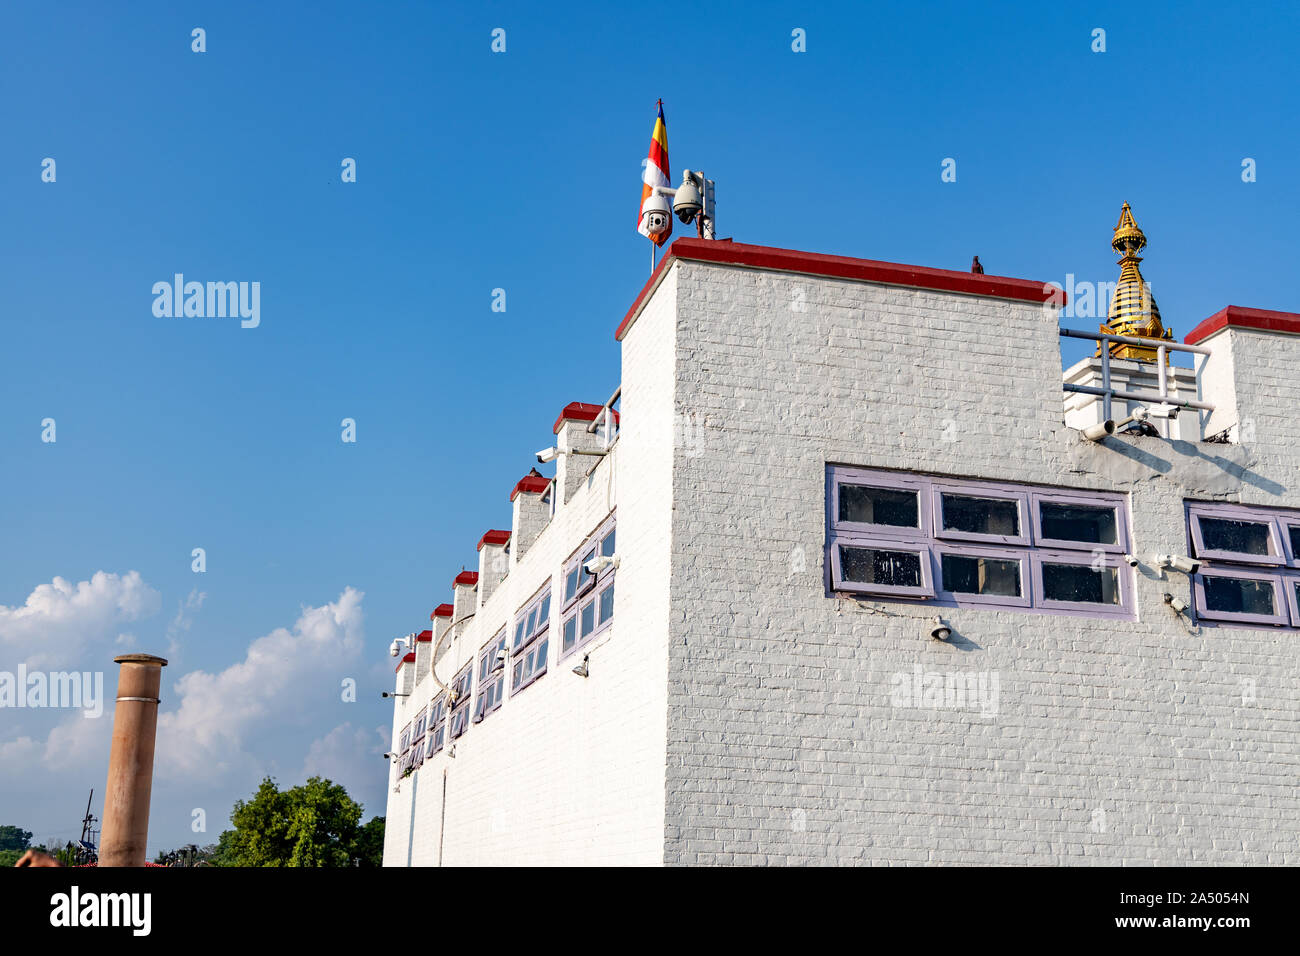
[638,100,671,246]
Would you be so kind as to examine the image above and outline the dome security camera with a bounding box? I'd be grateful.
[929,617,952,641]
[389,640,401,658]
[673,172,702,223]
[640,193,672,240]
[1163,593,1189,614]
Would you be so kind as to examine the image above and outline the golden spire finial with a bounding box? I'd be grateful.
[1098,201,1171,362]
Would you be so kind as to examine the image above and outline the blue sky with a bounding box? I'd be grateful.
[1,0,1296,853]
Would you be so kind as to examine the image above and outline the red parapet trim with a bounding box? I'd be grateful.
[615,237,1065,341]
[477,529,511,551]
[396,651,416,672]
[552,401,621,434]
[1185,305,1300,345]
[454,571,479,587]
[511,474,552,500]
[431,603,453,619]
[415,629,433,642]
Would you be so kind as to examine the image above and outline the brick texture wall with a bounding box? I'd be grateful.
[662,259,1300,865]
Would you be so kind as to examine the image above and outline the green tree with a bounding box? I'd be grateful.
[0,849,23,867]
[0,826,32,852]
[211,776,384,867]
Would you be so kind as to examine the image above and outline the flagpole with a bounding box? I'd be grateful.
[651,240,656,274]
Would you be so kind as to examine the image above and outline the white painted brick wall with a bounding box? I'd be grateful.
[382,270,678,866]
[664,260,1300,865]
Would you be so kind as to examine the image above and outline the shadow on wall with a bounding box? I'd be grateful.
[1088,436,1286,498]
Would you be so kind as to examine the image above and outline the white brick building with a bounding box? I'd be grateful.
[384,224,1300,866]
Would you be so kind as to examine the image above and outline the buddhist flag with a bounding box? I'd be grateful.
[638,100,671,246]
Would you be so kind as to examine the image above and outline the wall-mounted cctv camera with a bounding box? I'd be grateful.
[928,617,952,641]
[1152,554,1201,574]
[536,447,560,464]
[491,647,508,673]
[389,640,401,658]
[584,554,619,575]
[1082,420,1116,442]
[1123,553,1139,567]
[1163,592,1189,614]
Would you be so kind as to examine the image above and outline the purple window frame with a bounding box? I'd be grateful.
[1192,566,1290,627]
[511,584,552,695]
[829,469,931,541]
[449,662,472,739]
[1029,490,1127,554]
[413,707,427,740]
[1030,549,1133,619]
[560,513,616,659]
[1187,503,1286,566]
[426,697,447,756]
[473,630,507,723]
[513,584,552,654]
[826,466,1135,618]
[932,543,1031,609]
[1185,502,1300,629]
[828,537,934,599]
[931,483,1029,547]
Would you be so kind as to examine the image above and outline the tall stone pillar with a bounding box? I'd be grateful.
[99,654,167,867]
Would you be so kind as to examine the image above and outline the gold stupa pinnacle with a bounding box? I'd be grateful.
[1097,202,1172,362]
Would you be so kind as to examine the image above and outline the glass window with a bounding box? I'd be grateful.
[1199,516,1274,556]
[939,494,1020,537]
[1041,562,1119,605]
[1039,501,1118,546]
[601,529,616,558]
[941,553,1021,597]
[839,545,923,588]
[580,599,595,638]
[1203,576,1276,616]
[599,582,615,623]
[562,617,577,653]
[838,484,918,529]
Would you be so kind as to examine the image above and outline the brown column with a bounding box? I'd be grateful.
[99,654,167,867]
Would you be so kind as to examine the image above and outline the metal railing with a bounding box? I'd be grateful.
[1059,329,1215,433]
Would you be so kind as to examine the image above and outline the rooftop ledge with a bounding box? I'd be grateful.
[615,238,1063,341]
[1185,305,1300,346]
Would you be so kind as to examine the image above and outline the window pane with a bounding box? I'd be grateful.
[512,659,523,686]
[536,638,547,670]
[942,554,1021,596]
[599,583,615,622]
[1199,516,1273,555]
[601,529,616,557]
[538,594,551,624]
[1204,576,1276,616]
[941,494,1020,536]
[526,608,538,636]
[514,620,526,648]
[563,616,577,652]
[1042,562,1119,604]
[1289,526,1300,559]
[565,568,579,602]
[839,546,922,588]
[838,484,918,528]
[581,600,595,637]
[1040,502,1118,545]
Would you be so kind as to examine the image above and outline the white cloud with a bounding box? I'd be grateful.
[154,587,365,783]
[303,722,382,784]
[0,571,161,670]
[165,588,206,658]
